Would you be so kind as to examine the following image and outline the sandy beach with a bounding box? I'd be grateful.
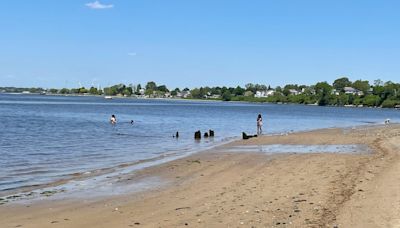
[1,124,400,228]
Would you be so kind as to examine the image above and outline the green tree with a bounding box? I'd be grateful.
[134,84,142,95]
[89,87,98,95]
[122,87,133,96]
[48,88,58,94]
[145,89,153,96]
[59,88,70,94]
[211,87,222,95]
[315,82,332,106]
[171,88,180,96]
[333,77,352,92]
[190,88,201,99]
[382,81,399,100]
[157,85,169,92]
[145,81,157,91]
[381,99,399,108]
[233,86,245,96]
[198,87,208,98]
[353,97,362,106]
[222,91,232,101]
[104,85,119,95]
[373,85,385,97]
[70,88,80,94]
[337,94,349,106]
[373,79,384,87]
[363,95,381,107]
[245,83,255,92]
[79,87,88,94]
[352,80,370,94]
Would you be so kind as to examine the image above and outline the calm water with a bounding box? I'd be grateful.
[0,94,399,194]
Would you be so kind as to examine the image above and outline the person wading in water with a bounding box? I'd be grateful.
[257,113,263,135]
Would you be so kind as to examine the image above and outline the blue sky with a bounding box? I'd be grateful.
[1,0,400,89]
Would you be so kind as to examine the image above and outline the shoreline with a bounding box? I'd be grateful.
[1,124,400,227]
[0,123,381,202]
[0,135,239,201]
[0,123,389,203]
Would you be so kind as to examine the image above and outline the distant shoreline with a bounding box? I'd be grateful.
[2,92,399,110]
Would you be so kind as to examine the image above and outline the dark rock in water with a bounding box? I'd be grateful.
[176,131,179,138]
[194,130,201,139]
[209,130,214,137]
[204,132,209,138]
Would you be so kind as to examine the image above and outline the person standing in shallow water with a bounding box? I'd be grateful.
[110,114,117,125]
[257,114,263,135]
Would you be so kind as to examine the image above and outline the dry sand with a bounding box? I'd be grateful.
[1,125,400,228]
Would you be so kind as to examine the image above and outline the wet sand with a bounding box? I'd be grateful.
[1,124,400,227]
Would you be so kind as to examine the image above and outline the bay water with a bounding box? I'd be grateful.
[0,94,399,194]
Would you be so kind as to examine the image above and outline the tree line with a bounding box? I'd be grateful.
[1,77,400,108]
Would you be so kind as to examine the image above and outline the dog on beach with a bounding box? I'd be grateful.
[385,119,391,125]
[242,132,258,140]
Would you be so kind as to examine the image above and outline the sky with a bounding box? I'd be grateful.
[1,0,400,89]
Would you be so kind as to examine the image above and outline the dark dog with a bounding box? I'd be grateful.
[242,132,258,140]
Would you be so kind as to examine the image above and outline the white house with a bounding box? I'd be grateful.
[179,90,191,98]
[266,90,275,96]
[331,89,340,96]
[288,89,301,95]
[255,91,266,98]
[344,87,363,96]
[255,90,275,98]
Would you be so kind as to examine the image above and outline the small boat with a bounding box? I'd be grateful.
[104,96,113,99]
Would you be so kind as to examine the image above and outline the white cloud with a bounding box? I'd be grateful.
[86,1,114,9]
[128,52,137,56]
